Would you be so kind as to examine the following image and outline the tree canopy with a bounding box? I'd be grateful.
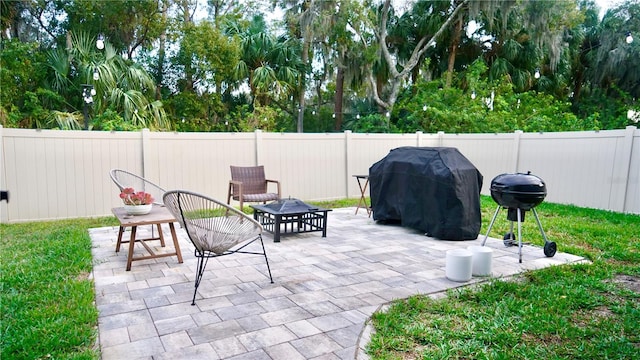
[1,0,638,133]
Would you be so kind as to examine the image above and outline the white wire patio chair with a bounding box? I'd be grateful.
[109,169,168,248]
[109,169,166,205]
[163,190,274,305]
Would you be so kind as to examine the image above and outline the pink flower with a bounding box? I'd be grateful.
[120,188,154,205]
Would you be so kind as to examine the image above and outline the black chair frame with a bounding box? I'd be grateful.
[164,190,274,305]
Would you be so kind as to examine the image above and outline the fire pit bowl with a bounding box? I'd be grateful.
[490,172,546,210]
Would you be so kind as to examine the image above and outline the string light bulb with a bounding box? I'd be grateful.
[626,32,634,44]
[93,68,99,81]
[82,85,94,104]
[534,68,541,79]
[96,34,105,50]
[471,91,476,100]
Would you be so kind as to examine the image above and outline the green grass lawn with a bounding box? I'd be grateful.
[1,217,119,360]
[367,197,640,359]
[1,197,638,359]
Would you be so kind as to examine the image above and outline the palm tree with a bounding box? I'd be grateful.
[45,31,168,129]
[225,15,301,108]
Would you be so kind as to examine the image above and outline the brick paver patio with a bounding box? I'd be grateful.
[90,207,586,359]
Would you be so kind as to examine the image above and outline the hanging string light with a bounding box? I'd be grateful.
[82,85,94,104]
[93,68,100,81]
[96,34,105,50]
[81,84,94,130]
[626,31,634,44]
[471,91,476,99]
[534,68,541,79]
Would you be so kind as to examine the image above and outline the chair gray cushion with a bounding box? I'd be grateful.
[243,193,279,202]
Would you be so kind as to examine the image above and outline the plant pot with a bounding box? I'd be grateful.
[124,204,153,215]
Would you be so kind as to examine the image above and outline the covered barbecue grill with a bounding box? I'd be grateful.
[481,171,556,262]
[369,147,483,240]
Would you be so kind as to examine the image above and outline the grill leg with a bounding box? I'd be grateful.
[532,208,557,258]
[531,208,550,243]
[517,208,523,263]
[481,206,502,246]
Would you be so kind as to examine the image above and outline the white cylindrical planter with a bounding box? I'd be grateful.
[468,245,493,277]
[445,249,473,282]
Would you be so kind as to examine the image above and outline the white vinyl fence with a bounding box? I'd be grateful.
[0,125,638,223]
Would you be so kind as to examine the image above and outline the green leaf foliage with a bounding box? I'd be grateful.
[393,60,597,133]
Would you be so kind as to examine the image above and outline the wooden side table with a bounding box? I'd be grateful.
[112,205,184,271]
[353,175,372,216]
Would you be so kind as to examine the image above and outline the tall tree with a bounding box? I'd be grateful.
[155,0,170,100]
[369,0,583,112]
[224,15,301,107]
[174,0,197,92]
[328,0,371,130]
[2,0,66,43]
[1,0,24,40]
[178,20,240,95]
[588,0,640,98]
[370,0,472,111]
[63,0,165,60]
[279,0,338,132]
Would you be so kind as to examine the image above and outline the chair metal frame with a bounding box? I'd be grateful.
[227,165,281,212]
[163,190,274,305]
[109,169,167,239]
[109,169,166,205]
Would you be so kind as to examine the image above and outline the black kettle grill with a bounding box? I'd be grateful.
[481,172,556,263]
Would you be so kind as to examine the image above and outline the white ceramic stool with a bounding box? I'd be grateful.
[445,249,473,282]
[467,245,493,276]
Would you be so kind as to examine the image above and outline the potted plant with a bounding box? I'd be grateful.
[120,187,155,215]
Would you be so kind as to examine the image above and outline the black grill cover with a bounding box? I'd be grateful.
[369,147,483,240]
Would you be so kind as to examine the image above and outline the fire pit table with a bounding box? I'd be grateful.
[251,199,331,242]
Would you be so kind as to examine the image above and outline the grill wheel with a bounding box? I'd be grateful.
[544,241,557,257]
[503,232,516,247]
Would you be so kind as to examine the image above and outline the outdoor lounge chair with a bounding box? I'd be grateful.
[109,169,168,247]
[109,169,166,205]
[163,190,274,305]
[227,165,281,212]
